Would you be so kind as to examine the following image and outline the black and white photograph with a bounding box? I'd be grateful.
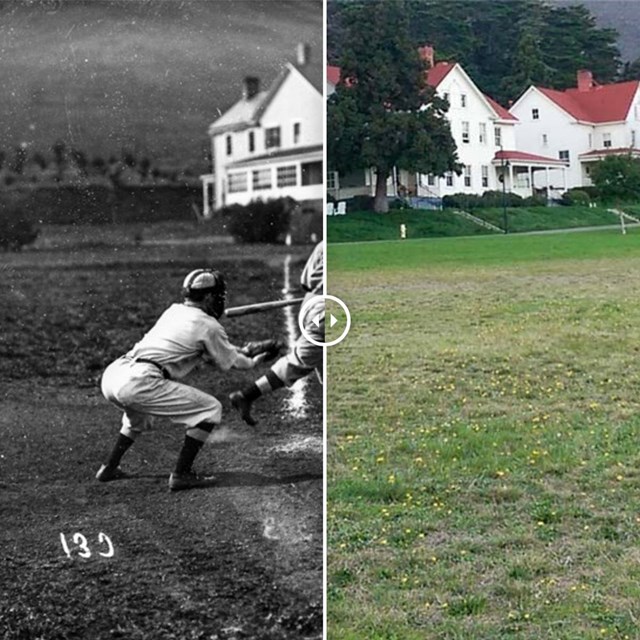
[0,1,324,638]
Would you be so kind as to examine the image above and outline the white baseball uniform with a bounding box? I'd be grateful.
[101,302,254,442]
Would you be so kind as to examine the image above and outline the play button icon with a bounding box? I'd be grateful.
[299,294,351,347]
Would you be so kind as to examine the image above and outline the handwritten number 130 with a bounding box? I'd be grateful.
[60,532,114,558]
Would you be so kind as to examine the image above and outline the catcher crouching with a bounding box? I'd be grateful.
[97,268,276,491]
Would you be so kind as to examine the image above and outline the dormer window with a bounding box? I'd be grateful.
[226,135,232,156]
[293,122,301,145]
[265,127,281,149]
[248,131,255,153]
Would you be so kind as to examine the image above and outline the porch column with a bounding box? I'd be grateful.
[545,167,550,202]
[529,165,533,195]
[509,163,514,191]
[202,179,211,218]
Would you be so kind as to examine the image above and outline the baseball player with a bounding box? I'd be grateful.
[97,268,273,491]
[229,242,324,426]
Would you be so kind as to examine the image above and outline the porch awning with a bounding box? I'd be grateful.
[492,150,569,167]
[578,147,640,161]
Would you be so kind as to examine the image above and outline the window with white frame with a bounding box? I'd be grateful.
[588,133,592,148]
[293,122,301,145]
[248,131,255,153]
[494,127,502,147]
[464,165,471,187]
[603,132,612,148]
[542,133,548,146]
[446,172,454,187]
[632,130,637,148]
[559,150,570,161]
[462,121,470,144]
[481,165,489,188]
[532,108,539,120]
[327,171,339,190]
[427,174,435,186]
[226,135,232,156]
[443,92,450,104]
[461,93,467,108]
[277,165,297,187]
[252,168,272,190]
[479,122,486,144]
[228,172,248,193]
[265,127,281,149]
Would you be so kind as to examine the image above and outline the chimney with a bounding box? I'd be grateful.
[577,69,594,92]
[296,42,311,66]
[419,44,435,69]
[243,76,260,100]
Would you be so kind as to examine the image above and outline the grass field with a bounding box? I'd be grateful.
[326,228,640,639]
[0,236,322,639]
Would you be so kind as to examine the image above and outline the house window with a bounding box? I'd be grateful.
[265,127,281,149]
[327,171,339,190]
[248,131,255,153]
[494,127,502,147]
[301,161,322,185]
[542,134,548,146]
[481,165,489,188]
[277,165,297,187]
[588,133,592,148]
[532,108,539,120]
[427,174,435,186]
[633,130,637,148]
[443,92,450,104]
[479,123,486,144]
[464,165,471,187]
[252,168,272,190]
[603,133,612,148]
[446,172,454,187]
[293,122,301,145]
[461,93,467,108]
[227,172,248,193]
[226,135,232,156]
[462,121,470,144]
[559,150,570,161]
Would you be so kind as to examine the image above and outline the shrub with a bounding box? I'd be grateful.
[480,190,524,208]
[223,197,293,244]
[442,193,483,210]
[347,195,374,211]
[523,194,548,207]
[560,189,591,206]
[0,202,39,251]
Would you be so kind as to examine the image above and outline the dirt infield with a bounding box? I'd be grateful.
[0,240,323,639]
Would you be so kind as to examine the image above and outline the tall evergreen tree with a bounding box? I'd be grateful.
[328,0,460,213]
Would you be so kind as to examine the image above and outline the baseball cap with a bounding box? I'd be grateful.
[182,269,224,291]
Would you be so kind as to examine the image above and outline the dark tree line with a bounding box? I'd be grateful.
[328,0,635,107]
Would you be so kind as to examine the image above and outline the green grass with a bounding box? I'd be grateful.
[327,204,636,243]
[327,228,640,639]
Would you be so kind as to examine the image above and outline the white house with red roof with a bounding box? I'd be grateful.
[200,44,322,216]
[327,46,566,204]
[510,70,640,192]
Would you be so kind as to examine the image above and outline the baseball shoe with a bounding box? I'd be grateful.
[168,471,216,492]
[230,391,257,426]
[95,464,130,482]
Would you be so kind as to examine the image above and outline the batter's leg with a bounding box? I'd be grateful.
[169,421,216,491]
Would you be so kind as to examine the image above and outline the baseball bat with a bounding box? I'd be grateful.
[225,297,304,318]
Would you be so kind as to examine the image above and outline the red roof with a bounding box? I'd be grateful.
[327,65,341,86]
[494,150,569,165]
[485,95,517,121]
[538,81,640,123]
[579,147,640,158]
[426,61,455,87]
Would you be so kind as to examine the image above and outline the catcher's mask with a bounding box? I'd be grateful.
[182,269,226,318]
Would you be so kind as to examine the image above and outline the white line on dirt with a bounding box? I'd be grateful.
[282,254,308,419]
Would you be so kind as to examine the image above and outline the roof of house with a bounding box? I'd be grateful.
[494,149,569,165]
[327,59,516,121]
[537,81,640,123]
[210,62,321,135]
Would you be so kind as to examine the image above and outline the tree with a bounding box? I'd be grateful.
[328,0,460,213]
[590,155,640,201]
[619,57,640,81]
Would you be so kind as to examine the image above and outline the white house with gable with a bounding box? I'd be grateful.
[510,70,640,192]
[201,44,323,216]
[327,46,567,204]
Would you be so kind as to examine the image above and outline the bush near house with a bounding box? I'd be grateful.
[560,188,591,206]
[222,198,293,244]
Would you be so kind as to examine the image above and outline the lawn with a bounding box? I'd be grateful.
[327,204,637,243]
[326,228,640,639]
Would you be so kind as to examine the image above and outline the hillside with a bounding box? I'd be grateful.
[0,0,322,175]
